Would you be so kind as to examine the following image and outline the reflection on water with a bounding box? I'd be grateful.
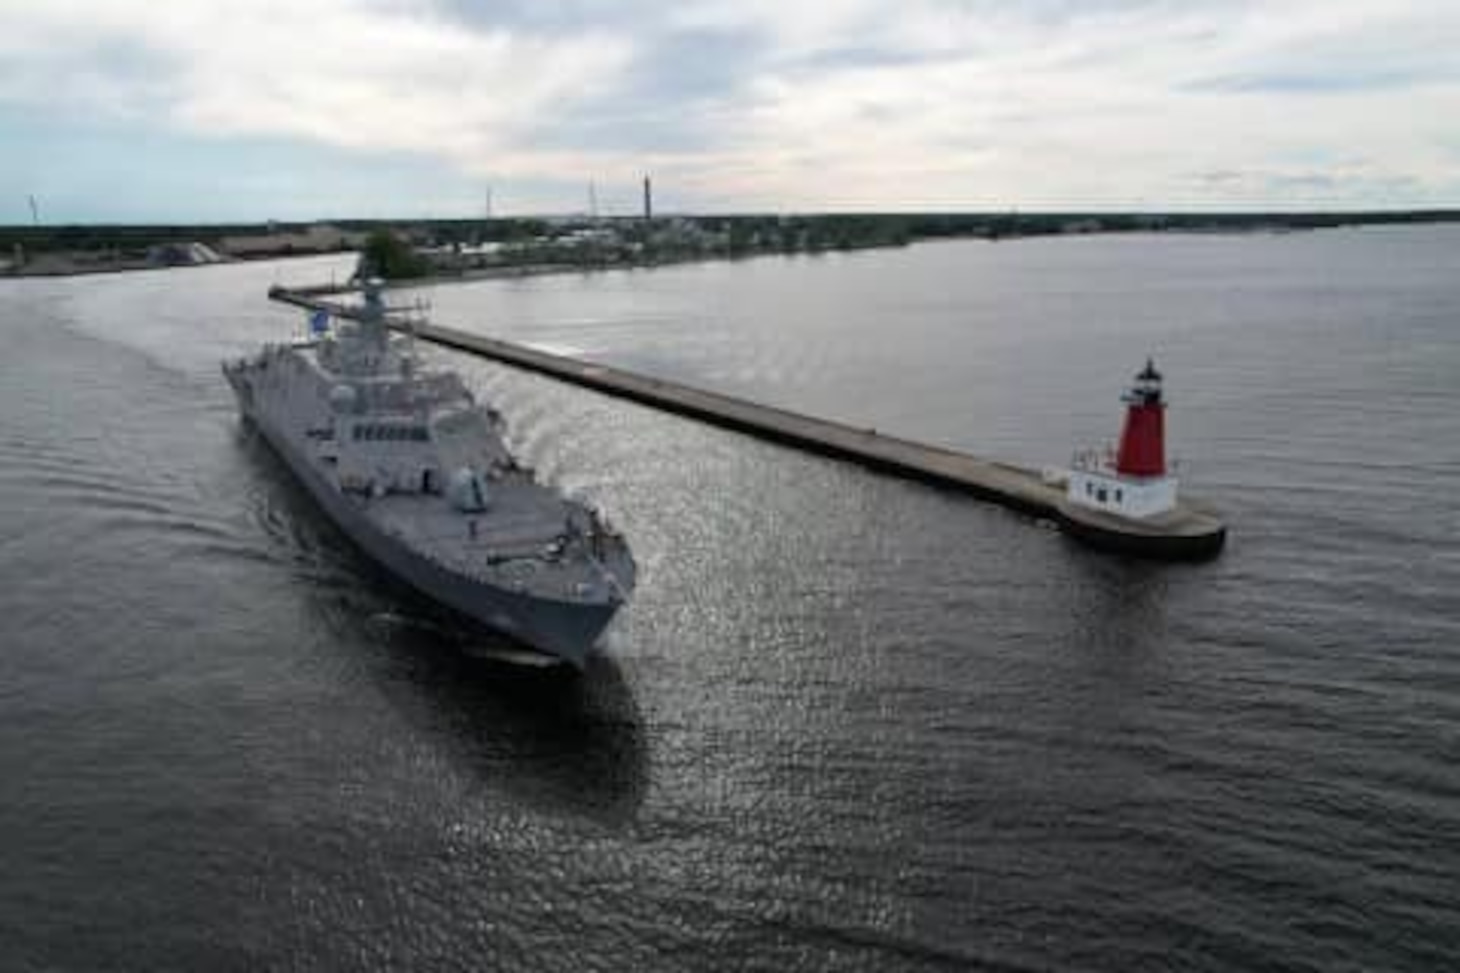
[367,625,649,827]
[234,414,649,825]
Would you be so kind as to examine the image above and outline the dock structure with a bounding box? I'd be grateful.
[269,285,1225,559]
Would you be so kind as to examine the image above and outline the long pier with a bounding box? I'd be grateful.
[269,285,1226,558]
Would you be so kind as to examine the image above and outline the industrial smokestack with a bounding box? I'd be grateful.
[643,175,653,221]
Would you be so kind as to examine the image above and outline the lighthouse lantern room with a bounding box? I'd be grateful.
[1067,358,1179,520]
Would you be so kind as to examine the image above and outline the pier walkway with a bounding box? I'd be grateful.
[269,285,1225,558]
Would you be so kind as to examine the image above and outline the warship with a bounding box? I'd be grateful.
[223,283,635,666]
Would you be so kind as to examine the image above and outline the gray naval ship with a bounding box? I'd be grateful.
[223,283,635,666]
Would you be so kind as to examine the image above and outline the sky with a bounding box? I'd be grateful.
[0,0,1457,222]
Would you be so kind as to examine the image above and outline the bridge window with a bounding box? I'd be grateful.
[350,423,426,443]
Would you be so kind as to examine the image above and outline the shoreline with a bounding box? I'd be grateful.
[273,221,1438,298]
[0,249,351,280]
[7,213,1458,282]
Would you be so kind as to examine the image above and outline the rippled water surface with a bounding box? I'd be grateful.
[2,231,1458,971]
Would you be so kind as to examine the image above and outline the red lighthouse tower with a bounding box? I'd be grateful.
[1116,358,1166,478]
[1065,358,1179,520]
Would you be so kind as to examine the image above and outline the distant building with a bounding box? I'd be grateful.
[217,223,366,258]
[146,241,228,267]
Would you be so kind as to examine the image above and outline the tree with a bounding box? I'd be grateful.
[358,229,430,280]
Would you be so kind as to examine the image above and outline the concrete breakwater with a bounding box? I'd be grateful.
[269,285,1226,559]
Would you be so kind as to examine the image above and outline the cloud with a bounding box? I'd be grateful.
[0,0,635,174]
[1,0,1458,213]
[1182,70,1436,95]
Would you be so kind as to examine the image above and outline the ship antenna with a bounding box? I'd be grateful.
[403,298,418,359]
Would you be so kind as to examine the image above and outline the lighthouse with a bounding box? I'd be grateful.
[1066,358,1179,520]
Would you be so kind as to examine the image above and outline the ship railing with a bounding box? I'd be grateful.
[1070,446,1117,473]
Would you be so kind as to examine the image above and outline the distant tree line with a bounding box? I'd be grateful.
[6,209,1460,260]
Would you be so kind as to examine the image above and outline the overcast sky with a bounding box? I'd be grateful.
[1,0,1457,222]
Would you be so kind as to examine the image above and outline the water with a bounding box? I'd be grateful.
[2,231,1457,971]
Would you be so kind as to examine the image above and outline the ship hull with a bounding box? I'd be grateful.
[229,376,616,668]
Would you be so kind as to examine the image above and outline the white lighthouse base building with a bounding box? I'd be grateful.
[1066,464,1179,520]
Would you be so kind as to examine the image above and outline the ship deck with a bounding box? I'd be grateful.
[288,345,610,593]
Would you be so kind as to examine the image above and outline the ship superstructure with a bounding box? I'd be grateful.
[224,283,635,666]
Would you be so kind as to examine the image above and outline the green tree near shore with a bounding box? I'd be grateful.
[358,229,429,280]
